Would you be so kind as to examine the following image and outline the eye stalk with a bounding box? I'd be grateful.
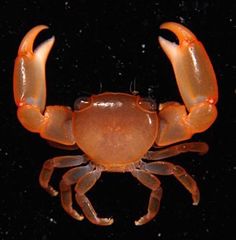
[138,98,157,112]
[74,97,91,110]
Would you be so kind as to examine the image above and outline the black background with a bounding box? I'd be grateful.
[0,0,235,239]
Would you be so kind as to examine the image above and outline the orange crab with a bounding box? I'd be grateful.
[13,22,218,226]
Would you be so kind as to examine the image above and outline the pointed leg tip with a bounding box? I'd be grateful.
[192,193,200,205]
[75,214,84,221]
[45,186,58,197]
[65,208,84,221]
[90,217,114,226]
[72,212,84,221]
[134,220,141,226]
[50,190,58,197]
[107,218,114,225]
[134,216,150,226]
[134,219,145,226]
[192,197,200,206]
[100,217,114,226]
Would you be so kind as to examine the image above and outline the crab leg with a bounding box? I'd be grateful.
[142,161,200,205]
[59,164,94,221]
[39,155,88,196]
[131,169,162,225]
[157,22,218,146]
[144,142,208,160]
[75,169,114,226]
[13,25,75,145]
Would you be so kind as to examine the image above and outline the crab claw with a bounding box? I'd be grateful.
[13,25,55,112]
[13,26,75,147]
[159,22,218,111]
[156,22,218,146]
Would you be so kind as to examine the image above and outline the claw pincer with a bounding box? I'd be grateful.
[157,22,218,145]
[14,26,75,145]
[14,25,54,112]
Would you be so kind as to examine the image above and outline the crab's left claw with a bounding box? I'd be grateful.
[159,22,218,111]
[157,22,218,146]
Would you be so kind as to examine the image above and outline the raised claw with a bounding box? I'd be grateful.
[159,22,218,111]
[14,25,55,112]
[156,22,218,145]
[13,26,75,146]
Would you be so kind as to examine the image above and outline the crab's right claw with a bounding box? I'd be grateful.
[13,25,55,132]
[13,26,75,146]
[14,25,55,113]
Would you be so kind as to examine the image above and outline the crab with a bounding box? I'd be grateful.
[13,22,218,226]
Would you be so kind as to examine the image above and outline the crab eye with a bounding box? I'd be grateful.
[74,97,91,110]
[138,98,157,112]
